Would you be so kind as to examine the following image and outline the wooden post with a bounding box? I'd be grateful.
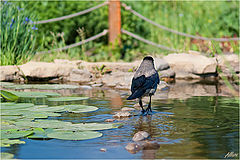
[108,0,121,45]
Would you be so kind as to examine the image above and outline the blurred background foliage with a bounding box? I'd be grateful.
[3,1,240,64]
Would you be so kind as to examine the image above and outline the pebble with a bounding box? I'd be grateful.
[142,141,160,150]
[125,143,141,154]
[104,119,115,122]
[132,131,150,142]
[91,83,103,87]
[121,107,135,112]
[100,148,107,152]
[113,111,131,118]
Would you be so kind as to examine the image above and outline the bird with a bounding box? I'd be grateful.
[127,56,160,114]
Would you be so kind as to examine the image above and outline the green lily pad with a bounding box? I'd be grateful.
[1,129,33,139]
[1,139,25,147]
[14,120,72,129]
[1,103,34,110]
[1,152,14,159]
[0,90,19,101]
[20,111,61,119]
[2,84,80,90]
[47,130,102,140]
[30,105,66,112]
[65,123,120,131]
[10,90,61,98]
[27,128,51,139]
[63,105,98,113]
[47,97,89,102]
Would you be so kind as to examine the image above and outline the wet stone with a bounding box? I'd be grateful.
[121,107,135,112]
[104,119,115,122]
[100,148,107,152]
[113,111,131,118]
[142,141,160,150]
[125,143,141,154]
[132,131,150,142]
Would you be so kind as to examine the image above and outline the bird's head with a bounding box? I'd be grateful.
[143,56,154,62]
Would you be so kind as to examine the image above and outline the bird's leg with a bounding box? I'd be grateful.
[139,98,145,113]
[146,95,152,113]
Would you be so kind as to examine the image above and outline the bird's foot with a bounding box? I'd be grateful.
[146,107,152,114]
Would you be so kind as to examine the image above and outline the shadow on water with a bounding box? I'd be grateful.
[1,81,239,159]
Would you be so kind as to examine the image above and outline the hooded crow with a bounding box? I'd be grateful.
[127,56,160,113]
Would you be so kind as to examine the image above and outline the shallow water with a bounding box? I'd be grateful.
[1,85,239,159]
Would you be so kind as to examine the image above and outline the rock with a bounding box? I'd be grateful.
[67,69,92,83]
[142,141,160,150]
[91,83,103,87]
[163,53,217,79]
[101,72,133,89]
[133,102,147,109]
[154,58,169,71]
[113,111,131,118]
[159,68,175,78]
[79,85,92,90]
[216,54,239,78]
[0,65,19,81]
[132,131,149,142]
[125,143,141,154]
[121,107,135,111]
[104,119,115,122]
[19,61,74,79]
[100,148,107,152]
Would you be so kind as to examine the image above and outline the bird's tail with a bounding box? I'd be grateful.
[127,89,145,100]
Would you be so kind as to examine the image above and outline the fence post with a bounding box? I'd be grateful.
[108,0,121,45]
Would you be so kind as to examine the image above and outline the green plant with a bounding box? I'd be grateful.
[0,1,38,65]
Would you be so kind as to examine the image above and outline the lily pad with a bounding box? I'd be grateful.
[65,123,120,131]
[14,120,72,129]
[1,139,25,147]
[63,105,98,113]
[28,128,51,139]
[2,84,80,90]
[47,130,102,140]
[9,90,61,98]
[1,103,34,110]
[1,129,33,139]
[1,152,14,159]
[30,105,66,112]
[47,97,89,102]
[0,90,19,101]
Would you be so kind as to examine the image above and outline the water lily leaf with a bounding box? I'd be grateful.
[30,106,66,112]
[1,115,23,121]
[63,105,98,113]
[1,103,34,110]
[9,90,61,98]
[65,123,121,131]
[19,111,61,119]
[47,130,102,140]
[27,128,51,139]
[1,152,14,159]
[1,129,33,139]
[1,139,25,147]
[3,84,80,90]
[0,90,19,101]
[14,120,72,129]
[47,97,89,102]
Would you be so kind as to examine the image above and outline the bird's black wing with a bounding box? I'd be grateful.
[131,75,146,93]
[127,75,146,100]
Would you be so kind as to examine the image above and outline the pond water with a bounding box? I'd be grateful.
[1,83,239,159]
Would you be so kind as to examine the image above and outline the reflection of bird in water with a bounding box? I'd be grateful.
[127,56,160,114]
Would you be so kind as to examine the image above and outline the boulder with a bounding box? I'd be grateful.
[19,61,75,79]
[101,72,134,89]
[132,131,150,142]
[67,69,92,83]
[0,65,19,81]
[216,54,239,78]
[159,68,175,78]
[154,58,169,71]
[113,111,131,118]
[163,53,217,79]
[125,143,141,154]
